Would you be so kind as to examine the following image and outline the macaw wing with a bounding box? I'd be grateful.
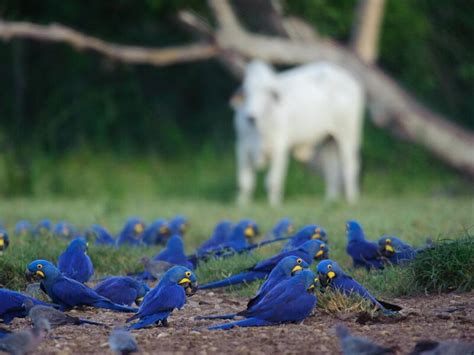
[51,278,103,306]
[138,284,185,318]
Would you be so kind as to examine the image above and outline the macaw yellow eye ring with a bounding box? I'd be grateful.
[37,264,43,270]
[185,271,192,278]
[320,244,325,249]
[327,264,332,270]
[296,258,302,264]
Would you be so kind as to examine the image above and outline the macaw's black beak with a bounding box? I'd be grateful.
[185,282,199,297]
[317,272,330,288]
[25,269,43,282]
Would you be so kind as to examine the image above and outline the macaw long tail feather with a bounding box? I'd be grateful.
[92,300,137,313]
[239,237,293,253]
[199,271,266,290]
[208,317,274,330]
[376,299,402,311]
[78,318,107,326]
[195,313,237,320]
[128,312,169,330]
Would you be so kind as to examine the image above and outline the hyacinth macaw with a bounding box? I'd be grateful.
[199,239,328,289]
[281,224,328,251]
[378,236,417,265]
[126,266,197,329]
[141,219,170,245]
[270,217,295,240]
[153,235,194,270]
[34,219,52,237]
[53,221,77,239]
[26,260,136,312]
[316,260,401,313]
[94,276,150,306]
[0,288,60,324]
[116,218,145,247]
[196,220,233,256]
[58,237,94,283]
[346,221,385,270]
[14,220,33,236]
[0,229,9,255]
[207,269,317,330]
[169,215,188,237]
[86,224,116,246]
[196,255,309,320]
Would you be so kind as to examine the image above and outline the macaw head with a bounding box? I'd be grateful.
[162,266,198,296]
[67,237,89,253]
[295,225,328,243]
[26,260,60,281]
[86,224,109,241]
[346,220,365,242]
[295,269,318,294]
[166,235,185,253]
[54,221,76,239]
[300,240,329,262]
[272,218,294,238]
[0,229,9,251]
[234,219,259,240]
[276,255,309,277]
[122,217,145,240]
[146,219,170,240]
[316,259,345,287]
[169,215,189,236]
[14,220,33,236]
[135,281,151,305]
[35,219,52,236]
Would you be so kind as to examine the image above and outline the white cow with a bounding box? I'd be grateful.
[233,60,365,206]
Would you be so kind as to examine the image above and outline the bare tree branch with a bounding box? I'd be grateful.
[0,20,218,66]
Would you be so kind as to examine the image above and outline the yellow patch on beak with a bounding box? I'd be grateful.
[311,233,321,240]
[178,277,191,285]
[244,227,255,238]
[327,271,336,279]
[36,270,45,278]
[136,297,144,303]
[134,224,144,234]
[315,250,324,258]
[291,265,303,273]
[287,225,295,234]
[159,226,169,234]
[308,284,315,291]
[0,239,4,248]
[385,245,395,253]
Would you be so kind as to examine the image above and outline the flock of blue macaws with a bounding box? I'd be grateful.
[1,216,426,340]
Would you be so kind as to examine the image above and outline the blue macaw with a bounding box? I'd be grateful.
[116,218,145,247]
[0,288,59,324]
[378,236,417,265]
[196,256,309,320]
[53,221,77,239]
[169,215,188,237]
[26,260,136,312]
[346,221,385,270]
[86,224,116,246]
[207,269,318,330]
[126,266,197,329]
[153,235,194,270]
[34,219,52,237]
[141,219,170,245]
[94,276,150,306]
[0,229,9,255]
[199,239,328,289]
[271,218,295,239]
[281,224,328,251]
[196,220,233,256]
[316,260,401,313]
[58,237,94,283]
[14,220,33,236]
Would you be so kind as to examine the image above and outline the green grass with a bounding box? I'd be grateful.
[0,195,472,298]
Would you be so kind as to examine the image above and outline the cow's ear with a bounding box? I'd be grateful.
[230,87,244,110]
[269,88,280,102]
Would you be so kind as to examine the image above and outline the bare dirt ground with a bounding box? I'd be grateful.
[8,290,474,354]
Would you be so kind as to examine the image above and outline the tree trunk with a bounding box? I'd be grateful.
[350,0,386,64]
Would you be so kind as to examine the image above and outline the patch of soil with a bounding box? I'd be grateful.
[7,290,474,354]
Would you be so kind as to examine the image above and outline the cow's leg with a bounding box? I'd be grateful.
[236,142,256,205]
[338,140,360,204]
[320,139,342,201]
[266,146,289,206]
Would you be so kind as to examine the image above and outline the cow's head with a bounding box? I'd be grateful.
[232,60,280,131]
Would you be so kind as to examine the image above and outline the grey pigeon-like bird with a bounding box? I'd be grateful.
[23,299,104,328]
[336,324,396,355]
[0,318,50,355]
[411,340,474,355]
[109,328,138,355]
